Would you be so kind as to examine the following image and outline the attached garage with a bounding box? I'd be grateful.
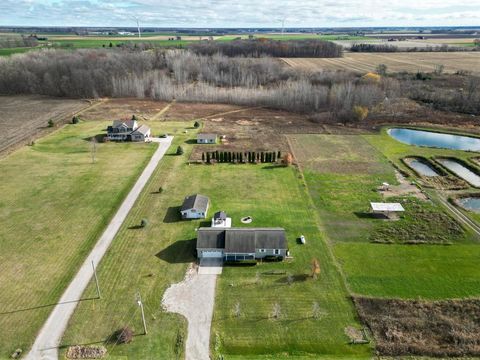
[202,250,223,258]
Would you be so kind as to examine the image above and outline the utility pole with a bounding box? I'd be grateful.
[92,261,101,299]
[136,292,147,335]
[91,137,97,163]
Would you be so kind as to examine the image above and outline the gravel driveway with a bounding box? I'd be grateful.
[26,137,173,360]
[163,265,218,360]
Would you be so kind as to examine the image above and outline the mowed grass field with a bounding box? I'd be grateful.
[282,52,480,74]
[61,132,370,359]
[0,121,156,357]
[289,134,480,300]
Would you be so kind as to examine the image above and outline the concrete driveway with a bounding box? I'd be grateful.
[163,265,218,360]
[26,136,173,360]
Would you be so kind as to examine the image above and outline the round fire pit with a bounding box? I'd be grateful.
[241,216,253,224]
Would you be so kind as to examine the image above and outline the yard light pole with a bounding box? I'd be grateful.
[92,261,101,299]
[136,292,147,335]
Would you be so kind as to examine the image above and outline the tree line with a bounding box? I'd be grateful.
[187,39,343,58]
[201,151,282,164]
[1,47,477,119]
[0,36,38,49]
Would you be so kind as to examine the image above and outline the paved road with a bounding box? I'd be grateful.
[26,137,173,360]
[162,265,218,360]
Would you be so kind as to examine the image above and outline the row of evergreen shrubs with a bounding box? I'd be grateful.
[201,151,281,164]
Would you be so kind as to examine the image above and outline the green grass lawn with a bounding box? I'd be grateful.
[0,121,158,357]
[0,47,39,56]
[61,133,370,359]
[290,133,480,301]
[335,243,480,299]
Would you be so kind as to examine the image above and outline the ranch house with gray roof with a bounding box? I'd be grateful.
[196,227,287,261]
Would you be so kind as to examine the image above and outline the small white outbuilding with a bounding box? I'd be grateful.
[370,202,405,218]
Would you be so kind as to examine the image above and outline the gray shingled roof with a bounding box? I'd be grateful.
[214,211,227,220]
[197,133,217,141]
[112,119,136,129]
[197,227,286,252]
[181,194,210,212]
[132,124,150,135]
[196,228,225,249]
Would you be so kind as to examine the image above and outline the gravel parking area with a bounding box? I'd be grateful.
[163,265,218,360]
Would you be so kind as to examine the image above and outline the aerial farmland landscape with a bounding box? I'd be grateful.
[1,1,480,360]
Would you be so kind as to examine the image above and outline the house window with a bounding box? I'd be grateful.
[259,249,266,253]
[274,249,280,255]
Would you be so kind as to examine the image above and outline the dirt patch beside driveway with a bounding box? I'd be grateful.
[163,265,218,360]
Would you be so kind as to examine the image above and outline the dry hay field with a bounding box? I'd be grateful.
[355,297,480,357]
[0,96,90,155]
[282,52,480,74]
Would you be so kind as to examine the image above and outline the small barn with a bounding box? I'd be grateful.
[197,133,217,144]
[180,194,210,219]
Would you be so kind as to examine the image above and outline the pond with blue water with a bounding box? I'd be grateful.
[404,158,440,177]
[388,128,480,152]
[436,158,480,187]
[458,197,480,212]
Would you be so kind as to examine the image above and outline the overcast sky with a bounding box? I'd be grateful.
[1,0,480,28]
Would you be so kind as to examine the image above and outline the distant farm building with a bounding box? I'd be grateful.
[197,133,217,144]
[196,227,287,261]
[107,119,151,142]
[180,194,210,219]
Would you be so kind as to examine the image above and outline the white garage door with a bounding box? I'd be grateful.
[202,251,223,258]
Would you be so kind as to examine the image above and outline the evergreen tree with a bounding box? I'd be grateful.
[278,151,281,158]
[228,152,232,163]
[232,152,236,162]
[261,152,265,163]
[206,152,211,163]
[272,152,276,162]
[202,153,205,162]
[239,152,243,163]
[216,150,219,160]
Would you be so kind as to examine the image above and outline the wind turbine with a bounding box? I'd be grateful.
[132,16,141,38]
[279,17,286,35]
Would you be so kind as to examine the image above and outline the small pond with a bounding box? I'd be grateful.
[437,158,480,187]
[405,158,439,177]
[457,197,480,212]
[388,128,480,152]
